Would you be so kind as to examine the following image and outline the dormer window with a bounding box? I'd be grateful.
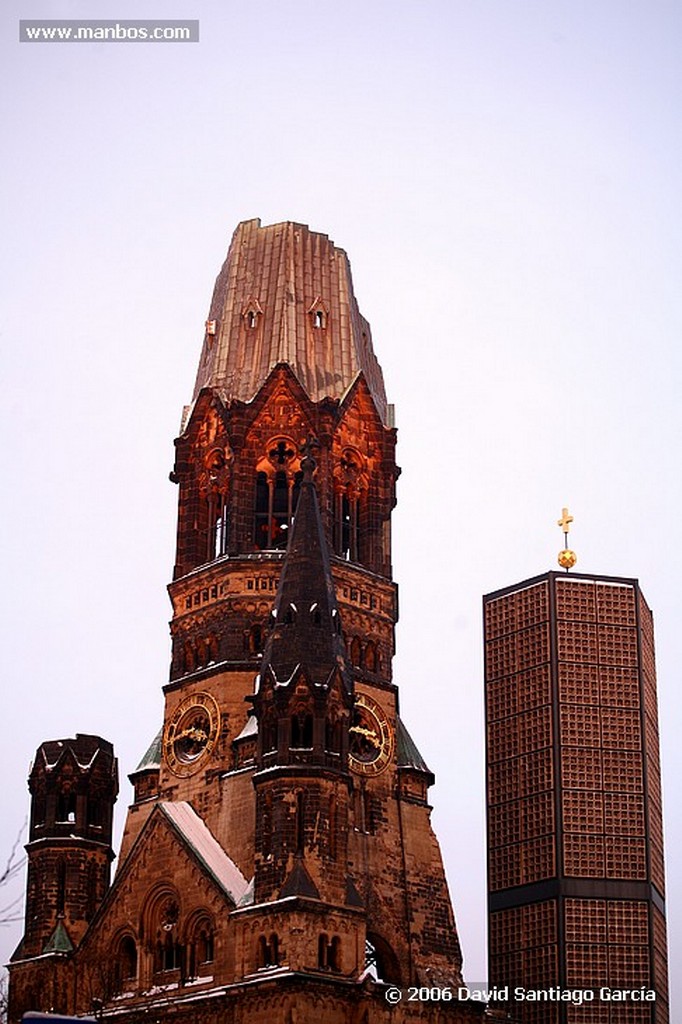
[308,298,329,331]
[242,297,263,330]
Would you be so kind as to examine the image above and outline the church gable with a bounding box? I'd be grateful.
[75,802,246,1009]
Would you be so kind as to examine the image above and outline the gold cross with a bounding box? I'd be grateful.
[557,507,574,534]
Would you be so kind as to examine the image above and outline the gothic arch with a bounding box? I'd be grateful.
[111,930,138,992]
[184,908,215,978]
[256,931,281,968]
[365,931,401,984]
[254,436,303,550]
[141,884,182,975]
[332,445,369,561]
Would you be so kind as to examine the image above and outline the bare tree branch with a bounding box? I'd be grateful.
[0,822,27,927]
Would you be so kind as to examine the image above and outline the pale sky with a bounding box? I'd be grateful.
[1,0,681,1012]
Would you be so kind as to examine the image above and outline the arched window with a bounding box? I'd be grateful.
[31,794,46,829]
[257,932,280,968]
[333,448,366,561]
[208,634,218,662]
[337,494,353,558]
[248,623,263,654]
[112,934,137,993]
[365,933,401,984]
[187,916,214,979]
[291,713,313,749]
[261,714,277,754]
[254,471,290,549]
[86,797,102,828]
[272,471,289,547]
[349,637,361,667]
[254,472,270,547]
[363,642,377,672]
[119,936,137,982]
[253,441,302,551]
[156,931,181,973]
[184,641,196,674]
[206,492,229,560]
[146,892,182,975]
[201,447,231,562]
[325,717,340,753]
[318,933,341,971]
[57,792,77,824]
[308,298,329,332]
[198,927,214,964]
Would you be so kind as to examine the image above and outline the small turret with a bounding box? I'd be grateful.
[22,734,118,957]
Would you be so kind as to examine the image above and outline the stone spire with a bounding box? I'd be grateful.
[192,219,389,423]
[258,442,352,692]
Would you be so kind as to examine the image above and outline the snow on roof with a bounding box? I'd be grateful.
[158,801,248,906]
[234,715,258,741]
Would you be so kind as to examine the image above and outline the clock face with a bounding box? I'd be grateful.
[348,693,393,776]
[164,692,220,778]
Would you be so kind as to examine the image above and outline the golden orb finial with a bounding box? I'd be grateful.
[557,507,577,571]
[558,548,577,569]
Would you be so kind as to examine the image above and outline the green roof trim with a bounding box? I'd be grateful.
[133,727,163,773]
[43,920,74,954]
[396,717,432,776]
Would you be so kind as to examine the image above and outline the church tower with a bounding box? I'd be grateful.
[9,735,118,1017]
[10,219,486,1023]
[484,568,669,1023]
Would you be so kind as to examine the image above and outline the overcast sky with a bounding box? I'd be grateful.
[1,0,681,1011]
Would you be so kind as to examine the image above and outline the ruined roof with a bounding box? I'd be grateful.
[159,801,249,905]
[36,734,114,773]
[191,219,389,423]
